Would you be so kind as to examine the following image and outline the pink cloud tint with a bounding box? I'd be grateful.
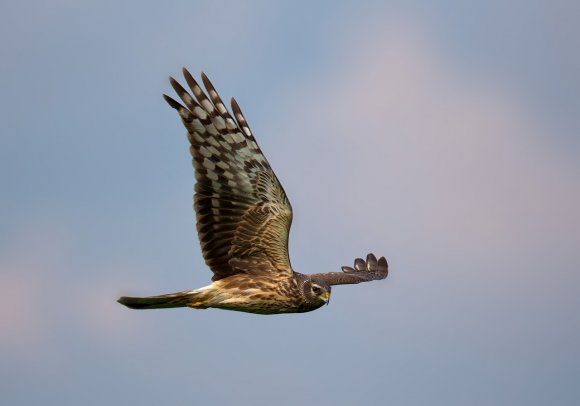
[0,224,69,353]
[273,22,579,259]
[0,224,144,354]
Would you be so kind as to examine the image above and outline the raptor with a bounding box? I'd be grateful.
[118,69,388,315]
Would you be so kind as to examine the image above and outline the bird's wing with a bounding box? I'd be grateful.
[164,69,293,281]
[310,254,388,286]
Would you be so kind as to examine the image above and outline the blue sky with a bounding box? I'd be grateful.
[1,1,579,405]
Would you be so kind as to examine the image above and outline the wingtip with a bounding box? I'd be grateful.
[230,97,240,113]
[366,253,378,270]
[377,256,389,278]
[182,67,196,85]
[169,76,184,93]
[354,258,366,271]
[200,72,214,93]
[163,94,183,110]
[168,76,180,90]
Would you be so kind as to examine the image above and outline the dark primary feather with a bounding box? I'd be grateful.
[310,253,388,286]
[164,69,293,281]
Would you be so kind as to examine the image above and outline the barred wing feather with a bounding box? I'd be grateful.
[164,69,293,280]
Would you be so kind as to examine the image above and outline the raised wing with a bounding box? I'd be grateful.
[164,69,293,281]
[311,253,388,286]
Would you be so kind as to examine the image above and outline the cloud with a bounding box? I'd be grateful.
[0,224,70,353]
[272,22,579,274]
[0,222,144,356]
[257,23,580,371]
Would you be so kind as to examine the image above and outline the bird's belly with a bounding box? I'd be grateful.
[211,289,309,315]
[205,275,318,315]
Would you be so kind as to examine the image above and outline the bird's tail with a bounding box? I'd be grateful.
[117,290,207,310]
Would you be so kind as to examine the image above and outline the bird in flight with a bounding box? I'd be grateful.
[118,69,389,315]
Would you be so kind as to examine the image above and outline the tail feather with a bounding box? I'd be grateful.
[117,290,203,310]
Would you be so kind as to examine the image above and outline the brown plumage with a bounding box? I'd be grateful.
[117,69,389,315]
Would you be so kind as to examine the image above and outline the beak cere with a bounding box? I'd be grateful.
[324,291,330,305]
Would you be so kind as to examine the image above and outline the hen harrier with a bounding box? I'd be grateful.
[118,69,388,314]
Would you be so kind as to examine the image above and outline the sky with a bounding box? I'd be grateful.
[1,1,579,405]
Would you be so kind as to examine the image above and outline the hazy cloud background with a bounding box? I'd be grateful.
[1,1,578,405]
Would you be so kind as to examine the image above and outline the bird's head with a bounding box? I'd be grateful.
[304,277,331,307]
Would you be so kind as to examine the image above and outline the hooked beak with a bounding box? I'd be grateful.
[325,291,330,305]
